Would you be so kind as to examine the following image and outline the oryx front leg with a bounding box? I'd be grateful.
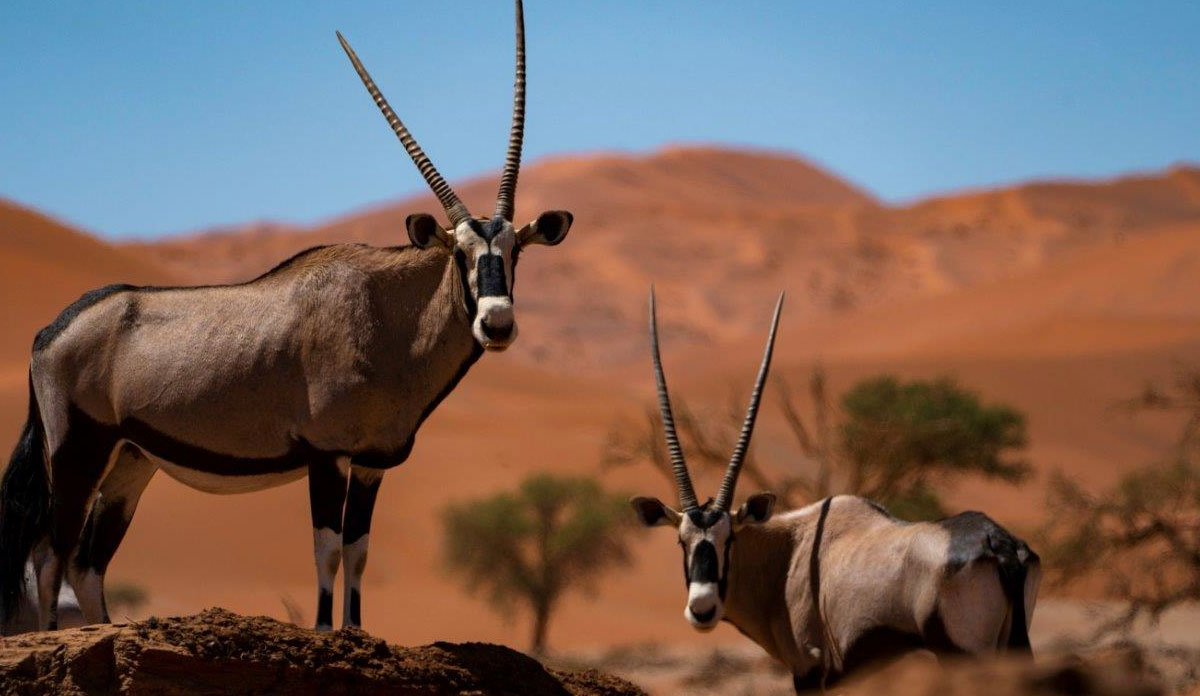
[41,410,120,630]
[341,466,384,630]
[69,444,157,625]
[308,458,349,632]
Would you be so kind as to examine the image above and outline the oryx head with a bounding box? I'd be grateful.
[631,288,783,631]
[338,0,573,352]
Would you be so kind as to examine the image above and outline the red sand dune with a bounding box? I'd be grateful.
[3,147,1200,653]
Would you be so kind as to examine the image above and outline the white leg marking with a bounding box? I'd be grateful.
[342,534,369,629]
[313,527,341,631]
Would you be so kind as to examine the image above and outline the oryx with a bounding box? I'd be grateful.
[0,0,573,634]
[630,289,1040,691]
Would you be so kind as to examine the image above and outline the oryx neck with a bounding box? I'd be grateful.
[722,520,808,668]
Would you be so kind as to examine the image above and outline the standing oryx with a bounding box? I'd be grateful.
[0,0,573,634]
[631,289,1040,691]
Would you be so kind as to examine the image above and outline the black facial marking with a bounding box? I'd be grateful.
[453,249,477,318]
[477,255,508,298]
[719,534,732,599]
[683,505,734,599]
[689,540,720,584]
[686,507,726,529]
[678,540,689,589]
[480,216,506,241]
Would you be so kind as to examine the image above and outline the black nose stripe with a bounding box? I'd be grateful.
[477,254,508,297]
[689,540,719,584]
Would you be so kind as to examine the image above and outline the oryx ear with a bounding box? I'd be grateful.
[407,213,453,249]
[631,496,681,527]
[517,210,573,247]
[735,492,776,526]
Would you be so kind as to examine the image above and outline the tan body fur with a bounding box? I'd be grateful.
[723,496,1041,681]
[35,244,473,470]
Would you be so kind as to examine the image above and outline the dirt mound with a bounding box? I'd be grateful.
[0,608,645,696]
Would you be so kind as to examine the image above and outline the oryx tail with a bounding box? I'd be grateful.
[992,532,1036,653]
[0,375,51,624]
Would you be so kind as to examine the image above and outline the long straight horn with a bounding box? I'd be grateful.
[337,31,472,227]
[714,293,785,511]
[493,0,526,221]
[649,287,699,512]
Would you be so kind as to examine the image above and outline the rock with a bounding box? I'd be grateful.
[0,608,646,696]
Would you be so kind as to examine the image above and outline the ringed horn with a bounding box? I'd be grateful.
[649,286,700,512]
[714,292,785,511]
[649,288,785,512]
[336,0,530,227]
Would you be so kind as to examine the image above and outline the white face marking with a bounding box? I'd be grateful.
[678,512,733,630]
[453,220,519,351]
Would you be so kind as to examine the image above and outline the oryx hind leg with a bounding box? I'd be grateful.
[39,408,120,630]
[68,443,157,624]
[308,457,349,631]
[342,465,384,629]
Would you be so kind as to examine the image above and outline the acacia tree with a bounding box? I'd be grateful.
[1043,369,1200,635]
[605,369,1030,520]
[441,474,634,653]
[839,376,1029,518]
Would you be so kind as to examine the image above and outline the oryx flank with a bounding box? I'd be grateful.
[0,0,573,634]
[630,289,1040,691]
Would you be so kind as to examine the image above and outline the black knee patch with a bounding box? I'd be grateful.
[308,459,348,533]
[343,475,382,545]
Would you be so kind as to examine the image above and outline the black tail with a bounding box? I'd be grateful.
[0,375,51,624]
[990,533,1035,654]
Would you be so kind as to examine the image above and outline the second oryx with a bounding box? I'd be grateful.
[630,289,1040,691]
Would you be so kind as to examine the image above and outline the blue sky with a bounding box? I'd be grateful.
[2,1,1197,239]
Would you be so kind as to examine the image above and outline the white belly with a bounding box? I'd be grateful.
[152,457,307,494]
